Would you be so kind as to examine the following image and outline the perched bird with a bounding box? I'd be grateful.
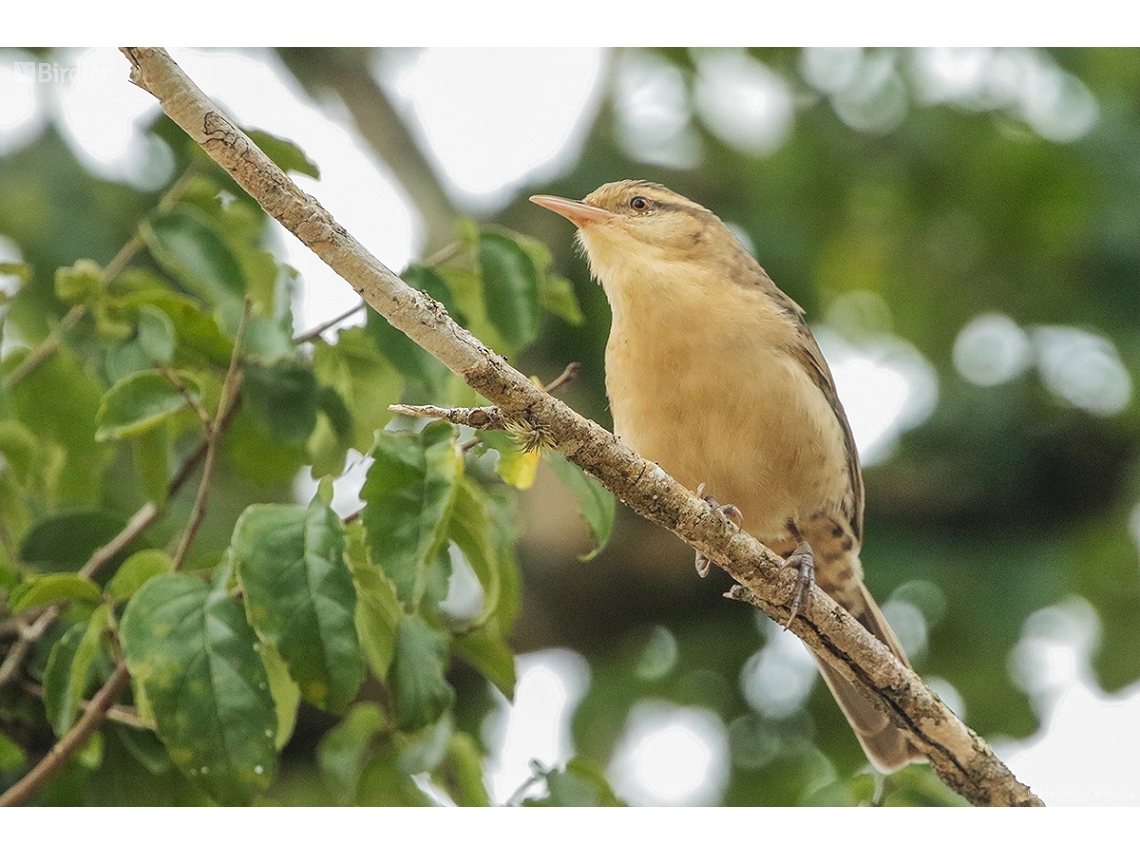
[531,180,923,773]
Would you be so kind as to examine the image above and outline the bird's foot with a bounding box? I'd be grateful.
[693,483,744,578]
[781,541,815,628]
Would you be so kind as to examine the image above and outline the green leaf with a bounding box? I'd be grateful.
[0,476,28,546]
[0,420,65,521]
[317,702,388,804]
[345,521,402,680]
[435,732,491,807]
[479,429,538,489]
[19,508,143,577]
[246,129,321,179]
[359,422,462,608]
[241,358,318,444]
[6,348,107,505]
[131,428,170,506]
[0,732,25,773]
[504,228,584,325]
[545,453,615,560]
[107,549,172,602]
[0,419,43,486]
[484,487,523,627]
[316,384,352,444]
[224,408,308,485]
[0,560,17,593]
[356,749,433,806]
[121,288,233,366]
[259,641,302,751]
[76,729,103,769]
[95,369,200,442]
[9,573,102,612]
[539,273,585,325]
[367,305,451,401]
[306,385,354,478]
[435,266,509,355]
[136,304,177,364]
[312,326,403,452]
[390,615,455,732]
[479,231,542,351]
[232,498,365,713]
[120,574,277,805]
[42,605,110,735]
[141,205,246,306]
[113,723,171,776]
[104,303,179,383]
[446,478,500,626]
[523,757,625,806]
[54,259,103,305]
[394,713,452,775]
[451,625,516,700]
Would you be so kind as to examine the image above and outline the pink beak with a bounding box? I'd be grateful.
[530,194,615,228]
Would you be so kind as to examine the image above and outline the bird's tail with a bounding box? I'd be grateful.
[811,580,926,773]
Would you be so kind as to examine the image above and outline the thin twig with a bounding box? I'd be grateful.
[422,240,464,269]
[0,608,58,688]
[155,363,213,428]
[78,503,161,583]
[2,304,87,390]
[293,300,365,343]
[0,662,131,807]
[389,402,507,431]
[170,298,250,573]
[21,681,153,731]
[543,362,581,394]
[102,235,144,286]
[408,365,580,455]
[166,390,243,499]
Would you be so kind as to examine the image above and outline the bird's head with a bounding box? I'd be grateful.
[531,180,748,292]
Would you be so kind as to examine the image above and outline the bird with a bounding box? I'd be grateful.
[530,180,924,773]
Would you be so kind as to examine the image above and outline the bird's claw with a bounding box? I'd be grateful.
[695,551,712,578]
[693,483,744,578]
[781,541,815,628]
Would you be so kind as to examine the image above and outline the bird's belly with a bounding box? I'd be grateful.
[607,337,852,544]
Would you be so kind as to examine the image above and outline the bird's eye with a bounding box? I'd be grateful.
[630,195,651,212]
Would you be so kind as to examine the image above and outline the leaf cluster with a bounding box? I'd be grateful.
[0,128,612,806]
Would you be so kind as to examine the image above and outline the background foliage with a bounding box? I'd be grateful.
[1,47,1139,806]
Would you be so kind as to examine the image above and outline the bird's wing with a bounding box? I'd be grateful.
[792,332,865,541]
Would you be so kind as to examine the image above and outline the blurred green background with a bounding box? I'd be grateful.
[2,47,1138,806]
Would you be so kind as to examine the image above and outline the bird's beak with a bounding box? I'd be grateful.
[530,194,615,228]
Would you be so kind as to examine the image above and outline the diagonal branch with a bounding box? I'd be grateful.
[120,46,1043,808]
[0,386,244,691]
[169,297,249,573]
[0,662,132,807]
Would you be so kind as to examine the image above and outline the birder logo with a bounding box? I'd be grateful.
[11,60,108,84]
